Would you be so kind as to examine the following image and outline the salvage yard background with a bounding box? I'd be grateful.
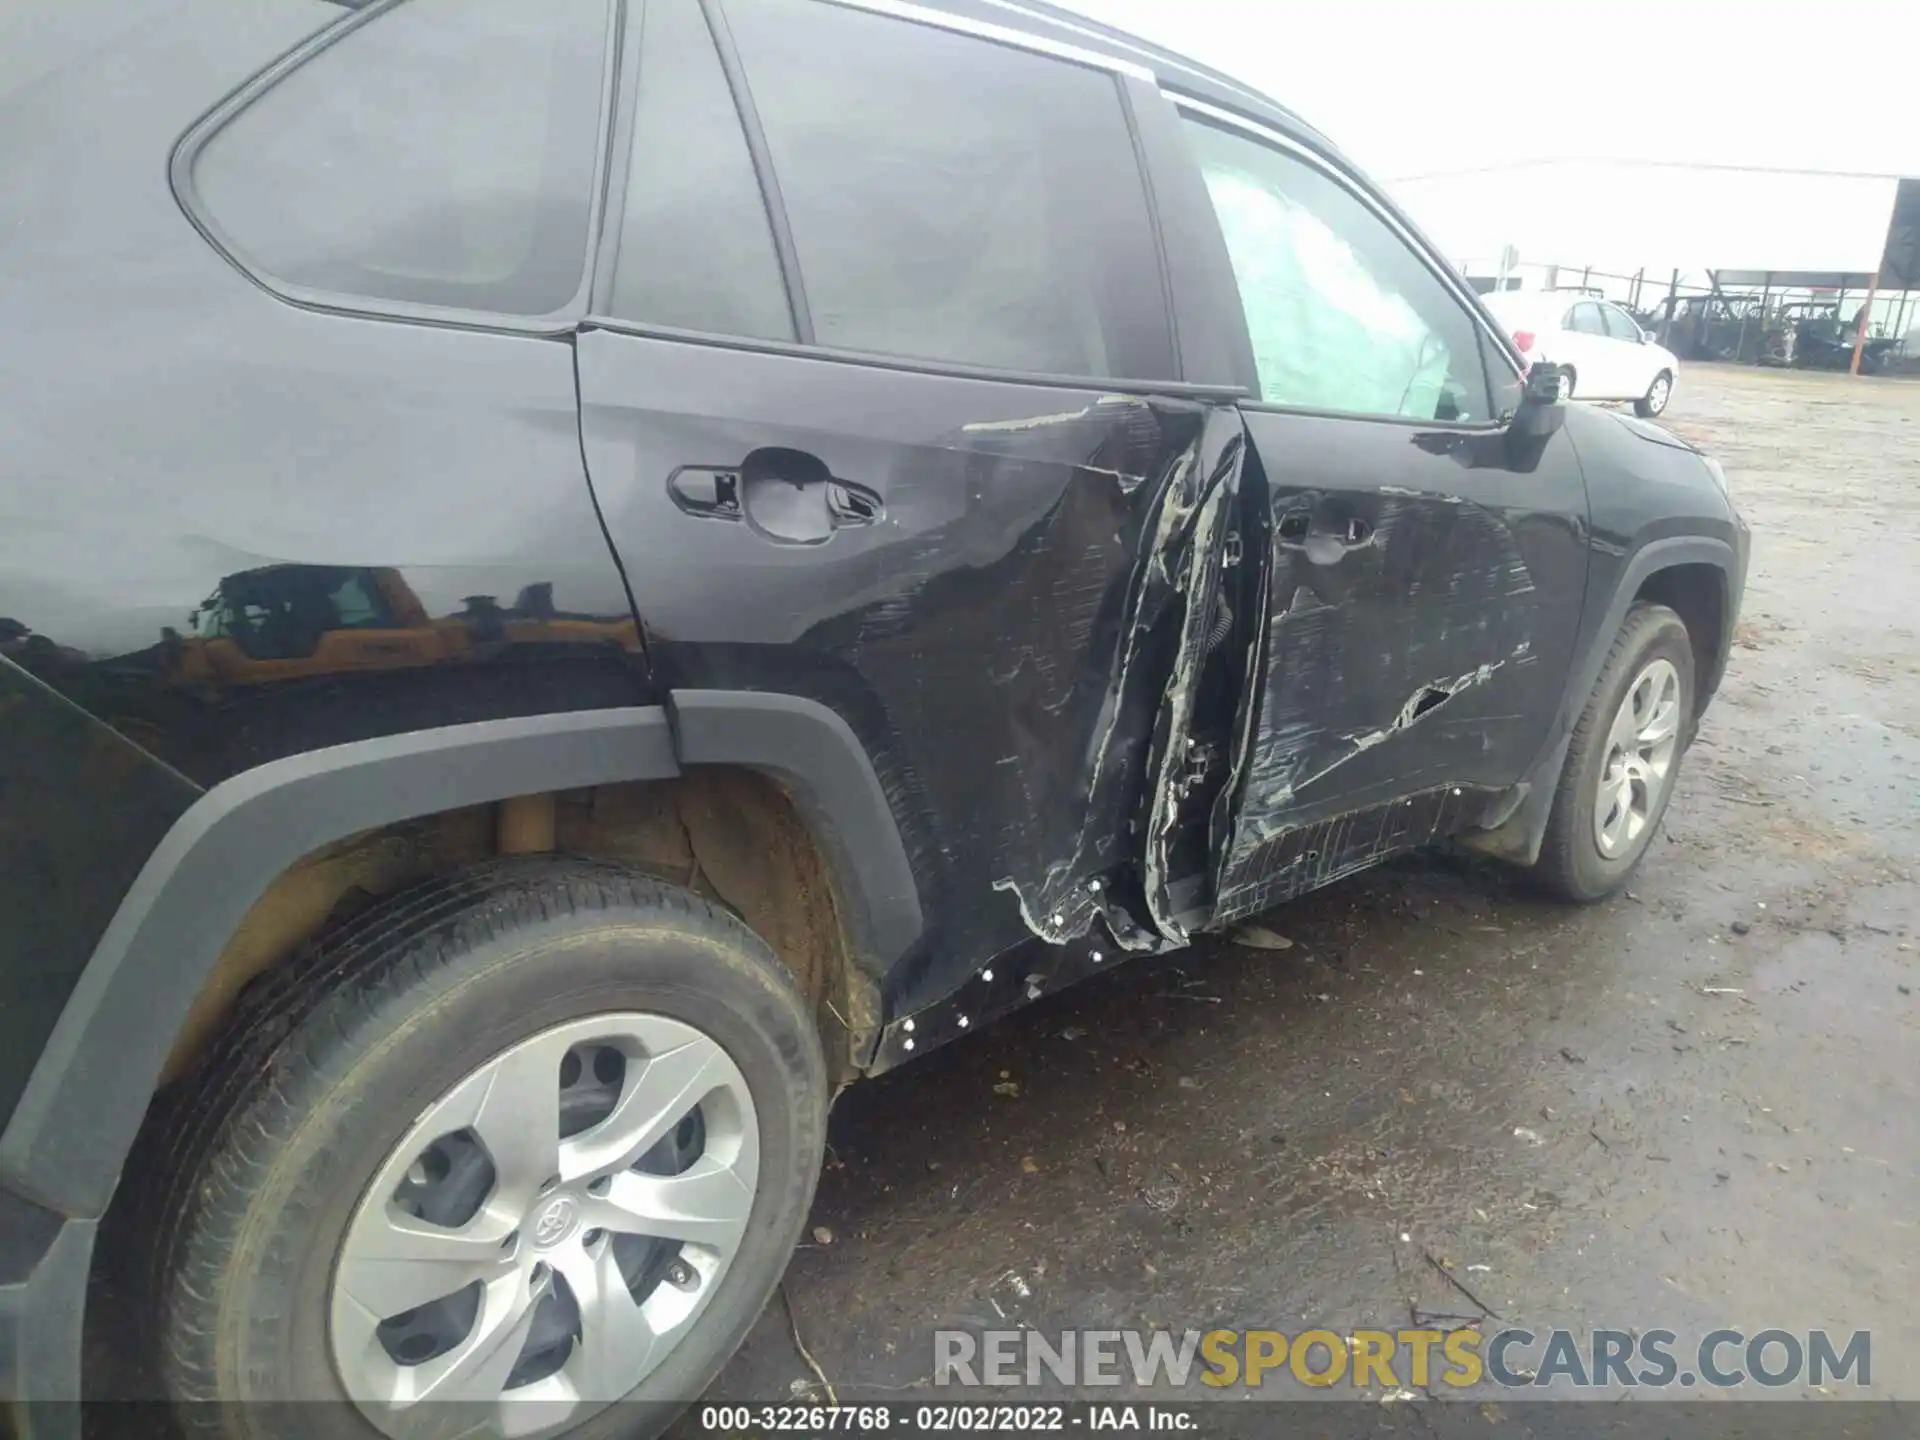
[700,364,1920,1405]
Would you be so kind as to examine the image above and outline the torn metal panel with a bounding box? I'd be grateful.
[983,405,1247,954]
[576,331,1232,1018]
[1138,408,1249,943]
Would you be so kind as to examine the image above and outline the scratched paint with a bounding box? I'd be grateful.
[1209,470,1548,925]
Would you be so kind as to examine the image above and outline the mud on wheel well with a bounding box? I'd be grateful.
[1634,563,1724,717]
[156,769,878,1095]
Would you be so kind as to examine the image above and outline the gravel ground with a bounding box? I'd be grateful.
[698,363,1920,1411]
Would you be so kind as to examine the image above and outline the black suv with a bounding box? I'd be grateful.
[0,0,1747,1433]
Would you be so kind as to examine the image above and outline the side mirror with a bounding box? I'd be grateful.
[1638,327,1652,344]
[1512,363,1568,437]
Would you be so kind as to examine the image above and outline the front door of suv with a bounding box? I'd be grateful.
[1173,107,1592,924]
[572,0,1234,1008]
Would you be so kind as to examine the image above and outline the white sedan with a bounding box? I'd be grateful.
[1482,290,1680,418]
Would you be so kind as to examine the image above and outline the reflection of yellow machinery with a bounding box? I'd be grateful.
[162,566,639,687]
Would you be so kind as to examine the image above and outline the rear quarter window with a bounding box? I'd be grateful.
[184,0,611,318]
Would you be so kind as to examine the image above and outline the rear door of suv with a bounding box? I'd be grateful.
[572,0,1246,1006]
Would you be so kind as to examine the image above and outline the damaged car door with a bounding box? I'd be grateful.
[573,0,1237,1009]
[1174,110,1591,925]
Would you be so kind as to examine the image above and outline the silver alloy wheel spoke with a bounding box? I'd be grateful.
[463,1034,573,1211]
[546,1240,660,1401]
[577,1155,755,1250]
[1593,657,1682,859]
[403,1267,550,1406]
[334,1208,520,1318]
[559,1029,735,1182]
[331,1012,760,1438]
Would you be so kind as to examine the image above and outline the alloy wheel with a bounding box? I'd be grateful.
[328,1013,758,1438]
[1592,657,1682,859]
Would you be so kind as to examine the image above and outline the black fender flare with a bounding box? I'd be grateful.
[669,690,923,978]
[1466,534,1741,865]
[1569,535,1740,730]
[2,695,920,1221]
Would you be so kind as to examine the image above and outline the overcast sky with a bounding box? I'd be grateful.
[1058,0,1920,182]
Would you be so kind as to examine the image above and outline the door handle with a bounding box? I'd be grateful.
[666,448,882,545]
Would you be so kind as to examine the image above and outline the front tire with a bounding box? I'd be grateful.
[146,859,828,1440]
[1634,369,1674,417]
[1531,604,1694,901]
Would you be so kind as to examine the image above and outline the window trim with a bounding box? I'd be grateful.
[701,0,816,343]
[1171,94,1525,429]
[786,0,1153,81]
[170,0,622,335]
[585,0,1186,387]
[579,316,1246,398]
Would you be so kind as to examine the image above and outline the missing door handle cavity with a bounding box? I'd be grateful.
[666,465,742,521]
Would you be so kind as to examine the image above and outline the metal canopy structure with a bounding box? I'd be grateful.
[1878,177,1920,290]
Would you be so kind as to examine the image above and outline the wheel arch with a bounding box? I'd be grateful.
[1462,535,1740,866]
[1631,560,1726,717]
[1,696,922,1222]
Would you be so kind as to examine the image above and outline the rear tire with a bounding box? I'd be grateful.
[145,858,828,1440]
[1531,604,1694,902]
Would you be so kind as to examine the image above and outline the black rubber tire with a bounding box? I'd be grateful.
[144,858,827,1440]
[1558,366,1577,400]
[1531,603,1695,902]
[1633,369,1674,418]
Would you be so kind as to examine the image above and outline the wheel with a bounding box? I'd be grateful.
[145,859,828,1440]
[1634,369,1673,417]
[1531,603,1694,902]
[1558,366,1577,401]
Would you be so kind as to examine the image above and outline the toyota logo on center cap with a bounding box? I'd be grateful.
[532,1194,578,1247]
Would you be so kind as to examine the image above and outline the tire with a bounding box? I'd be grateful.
[1634,369,1674,418]
[1531,603,1695,902]
[1558,366,1577,401]
[145,858,828,1440]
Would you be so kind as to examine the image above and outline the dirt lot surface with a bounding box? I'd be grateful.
[698,365,1920,1411]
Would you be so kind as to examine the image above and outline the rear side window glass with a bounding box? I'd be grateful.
[190,0,611,317]
[722,0,1173,378]
[607,0,794,339]
[1183,118,1493,423]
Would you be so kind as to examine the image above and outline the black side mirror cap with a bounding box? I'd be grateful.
[1511,364,1568,437]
